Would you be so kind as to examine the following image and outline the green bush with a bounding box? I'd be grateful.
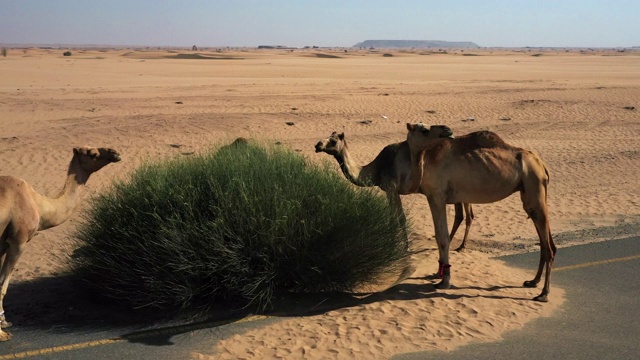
[68,142,410,316]
[63,51,72,56]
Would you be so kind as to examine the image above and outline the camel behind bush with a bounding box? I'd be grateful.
[314,131,475,249]
[405,123,555,302]
[0,146,121,341]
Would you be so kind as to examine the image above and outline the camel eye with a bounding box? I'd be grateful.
[329,139,337,145]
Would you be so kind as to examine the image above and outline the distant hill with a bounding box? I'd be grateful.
[353,40,479,49]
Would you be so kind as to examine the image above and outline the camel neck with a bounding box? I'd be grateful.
[407,148,425,193]
[334,145,368,187]
[37,157,90,230]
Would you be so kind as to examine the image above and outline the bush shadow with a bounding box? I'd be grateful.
[4,274,253,335]
[5,273,533,346]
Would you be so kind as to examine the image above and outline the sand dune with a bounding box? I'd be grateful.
[1,47,638,357]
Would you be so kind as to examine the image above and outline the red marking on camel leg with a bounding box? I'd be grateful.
[438,263,452,278]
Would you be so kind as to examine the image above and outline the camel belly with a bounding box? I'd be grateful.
[446,184,517,204]
[442,151,522,204]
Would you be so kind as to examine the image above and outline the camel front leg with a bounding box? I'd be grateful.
[427,195,451,289]
[0,238,7,331]
[0,240,26,341]
[386,191,409,249]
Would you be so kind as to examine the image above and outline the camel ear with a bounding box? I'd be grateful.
[338,133,345,140]
[406,123,413,131]
[73,147,80,155]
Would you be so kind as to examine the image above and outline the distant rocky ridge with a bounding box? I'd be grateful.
[353,40,479,49]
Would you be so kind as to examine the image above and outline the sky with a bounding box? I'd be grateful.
[1,0,638,48]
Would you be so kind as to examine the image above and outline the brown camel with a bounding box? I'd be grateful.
[405,123,555,302]
[314,131,475,249]
[0,146,121,341]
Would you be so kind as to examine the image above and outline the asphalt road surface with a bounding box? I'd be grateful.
[394,236,640,360]
[1,236,638,359]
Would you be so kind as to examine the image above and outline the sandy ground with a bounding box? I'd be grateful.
[1,47,639,357]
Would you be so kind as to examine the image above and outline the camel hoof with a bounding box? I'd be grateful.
[435,281,451,290]
[0,331,12,342]
[533,294,549,302]
[523,280,538,288]
[454,246,466,252]
[0,319,12,328]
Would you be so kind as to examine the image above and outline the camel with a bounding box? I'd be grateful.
[314,131,475,250]
[0,146,121,341]
[404,123,555,302]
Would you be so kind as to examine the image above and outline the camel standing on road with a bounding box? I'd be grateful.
[314,131,475,249]
[405,123,555,302]
[0,146,121,341]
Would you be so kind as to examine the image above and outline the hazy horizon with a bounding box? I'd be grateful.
[1,1,638,49]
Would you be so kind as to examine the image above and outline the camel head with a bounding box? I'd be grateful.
[406,123,453,152]
[73,146,121,174]
[315,131,345,156]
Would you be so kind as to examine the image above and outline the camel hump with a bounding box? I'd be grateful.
[231,137,250,146]
[372,142,403,183]
[221,137,251,150]
[456,130,508,150]
[474,130,508,147]
[0,175,27,190]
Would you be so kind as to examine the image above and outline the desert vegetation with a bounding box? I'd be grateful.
[67,141,410,317]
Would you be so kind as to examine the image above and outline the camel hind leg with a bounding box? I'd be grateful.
[524,216,555,302]
[449,203,463,242]
[454,203,474,252]
[520,161,555,302]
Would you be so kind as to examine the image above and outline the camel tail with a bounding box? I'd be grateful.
[543,162,554,255]
[531,151,551,202]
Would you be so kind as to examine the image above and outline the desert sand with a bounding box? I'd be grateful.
[1,47,638,358]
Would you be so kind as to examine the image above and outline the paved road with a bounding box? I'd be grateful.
[394,236,640,360]
[1,237,638,359]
